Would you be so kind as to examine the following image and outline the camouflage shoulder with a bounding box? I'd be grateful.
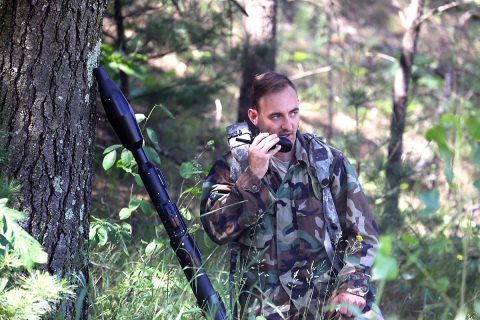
[201,152,233,202]
[302,132,344,159]
[320,143,353,182]
[322,141,345,160]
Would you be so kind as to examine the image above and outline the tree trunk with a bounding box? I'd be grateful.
[114,0,130,100]
[325,3,334,142]
[384,0,424,231]
[0,1,106,318]
[237,0,277,123]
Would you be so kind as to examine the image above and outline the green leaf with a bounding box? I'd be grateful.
[378,235,392,255]
[101,43,114,55]
[102,151,117,171]
[444,164,454,183]
[118,198,142,220]
[145,241,157,256]
[426,126,446,144]
[139,200,151,215]
[134,174,144,187]
[426,125,454,176]
[180,162,194,179]
[103,144,122,155]
[121,149,135,168]
[34,251,48,264]
[144,146,161,165]
[145,240,164,256]
[118,63,136,76]
[419,190,440,212]
[0,202,48,268]
[466,116,480,140]
[135,114,146,124]
[180,207,192,221]
[373,254,398,281]
[121,222,132,234]
[13,231,49,266]
[146,128,160,147]
[116,161,131,173]
[438,142,453,163]
[107,60,121,71]
[128,198,142,210]
[97,227,108,246]
[372,236,398,281]
[119,208,132,220]
[157,104,175,119]
[292,51,312,62]
[439,113,456,128]
[89,225,98,240]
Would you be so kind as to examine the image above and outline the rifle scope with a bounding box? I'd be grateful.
[93,66,227,320]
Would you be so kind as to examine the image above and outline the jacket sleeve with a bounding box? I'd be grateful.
[330,152,380,298]
[200,155,273,245]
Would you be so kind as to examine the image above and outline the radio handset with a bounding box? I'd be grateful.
[236,136,292,153]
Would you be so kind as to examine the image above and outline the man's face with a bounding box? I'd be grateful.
[248,86,300,144]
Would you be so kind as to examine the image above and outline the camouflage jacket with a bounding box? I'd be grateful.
[200,132,380,319]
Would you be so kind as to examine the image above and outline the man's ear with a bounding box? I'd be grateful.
[247,108,258,126]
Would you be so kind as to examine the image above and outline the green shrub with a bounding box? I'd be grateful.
[0,198,74,320]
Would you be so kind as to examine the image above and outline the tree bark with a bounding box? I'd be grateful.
[237,0,277,123]
[0,1,106,318]
[384,0,425,231]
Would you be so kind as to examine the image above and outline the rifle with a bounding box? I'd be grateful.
[93,67,227,320]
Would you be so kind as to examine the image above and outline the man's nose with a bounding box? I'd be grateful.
[281,116,293,131]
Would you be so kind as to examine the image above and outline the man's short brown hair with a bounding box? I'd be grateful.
[251,72,296,110]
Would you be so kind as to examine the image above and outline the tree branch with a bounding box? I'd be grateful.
[290,66,331,80]
[415,0,474,27]
[228,0,248,16]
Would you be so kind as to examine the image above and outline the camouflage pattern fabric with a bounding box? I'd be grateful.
[304,133,343,246]
[200,132,380,319]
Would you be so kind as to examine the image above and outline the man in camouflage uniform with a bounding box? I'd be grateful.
[200,72,382,319]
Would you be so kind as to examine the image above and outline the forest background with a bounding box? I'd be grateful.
[1,0,479,319]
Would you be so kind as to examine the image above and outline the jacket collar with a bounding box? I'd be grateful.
[294,130,310,165]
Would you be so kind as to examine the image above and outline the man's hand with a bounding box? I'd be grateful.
[248,132,281,179]
[329,292,366,318]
